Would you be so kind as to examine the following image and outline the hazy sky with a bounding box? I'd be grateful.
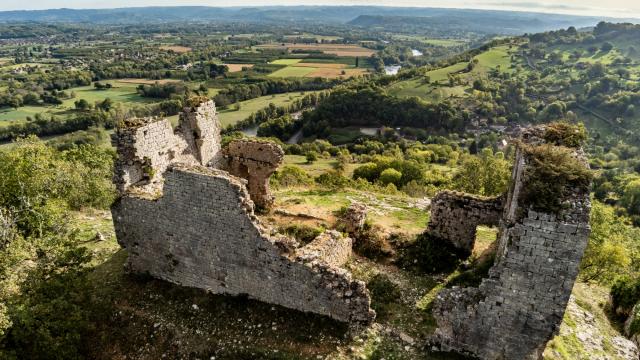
[2,0,640,19]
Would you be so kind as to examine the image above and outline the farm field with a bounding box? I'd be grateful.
[217,91,313,127]
[158,45,192,53]
[115,78,181,85]
[268,59,369,79]
[282,33,343,41]
[0,81,153,125]
[224,63,254,72]
[391,35,468,47]
[472,46,514,74]
[268,66,318,78]
[387,45,516,100]
[269,59,303,65]
[255,43,376,57]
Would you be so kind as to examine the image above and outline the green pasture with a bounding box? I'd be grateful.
[0,82,152,125]
[426,62,469,82]
[269,59,303,65]
[472,46,514,74]
[268,66,318,78]
[218,92,312,127]
[387,45,515,100]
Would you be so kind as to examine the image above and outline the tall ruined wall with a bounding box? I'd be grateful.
[224,139,284,210]
[432,128,591,359]
[426,191,503,255]
[112,165,374,326]
[112,100,220,193]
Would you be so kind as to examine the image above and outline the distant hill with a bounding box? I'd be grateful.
[347,11,636,35]
[0,6,637,32]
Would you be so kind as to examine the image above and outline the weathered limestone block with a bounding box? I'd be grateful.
[426,191,503,255]
[224,139,284,210]
[431,128,591,360]
[341,203,368,234]
[296,230,353,268]
[112,164,374,327]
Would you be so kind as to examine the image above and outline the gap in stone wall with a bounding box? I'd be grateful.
[473,225,498,260]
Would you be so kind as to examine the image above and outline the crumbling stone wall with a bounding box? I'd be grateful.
[224,139,284,210]
[431,128,591,360]
[112,100,220,193]
[341,203,368,235]
[113,165,374,326]
[111,100,375,327]
[426,191,503,255]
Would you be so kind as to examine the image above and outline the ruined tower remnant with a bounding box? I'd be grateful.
[112,100,221,193]
[431,126,591,359]
[111,99,375,327]
[427,191,502,256]
[224,139,284,209]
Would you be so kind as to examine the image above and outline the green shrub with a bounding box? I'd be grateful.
[378,168,402,186]
[396,232,466,274]
[543,122,588,148]
[279,223,323,245]
[610,276,640,317]
[315,171,350,189]
[519,144,592,214]
[305,151,318,164]
[271,165,313,188]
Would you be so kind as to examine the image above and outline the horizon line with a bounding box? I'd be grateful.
[0,4,638,21]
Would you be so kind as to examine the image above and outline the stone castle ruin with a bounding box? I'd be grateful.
[110,99,375,327]
[429,127,591,359]
[110,98,591,358]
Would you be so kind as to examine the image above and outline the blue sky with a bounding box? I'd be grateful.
[2,0,639,19]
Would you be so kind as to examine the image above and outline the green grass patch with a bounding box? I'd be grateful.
[267,66,318,78]
[269,59,303,65]
[218,92,311,127]
[472,45,513,74]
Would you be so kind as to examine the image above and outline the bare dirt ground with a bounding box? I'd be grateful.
[224,63,254,72]
[158,45,192,53]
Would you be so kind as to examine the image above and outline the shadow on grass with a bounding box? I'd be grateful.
[85,250,349,360]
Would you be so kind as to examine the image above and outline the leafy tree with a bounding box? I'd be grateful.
[580,201,634,283]
[453,148,511,196]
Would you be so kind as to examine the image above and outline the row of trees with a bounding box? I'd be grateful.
[213,78,339,108]
[301,86,466,138]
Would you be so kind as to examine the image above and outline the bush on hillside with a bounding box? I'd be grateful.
[543,122,588,148]
[519,144,592,214]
